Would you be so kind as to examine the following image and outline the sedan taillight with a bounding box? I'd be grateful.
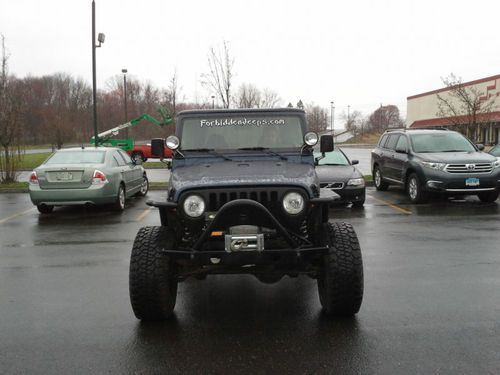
[92,170,108,184]
[29,171,38,184]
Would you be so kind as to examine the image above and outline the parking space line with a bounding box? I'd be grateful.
[136,207,153,222]
[0,207,36,225]
[370,196,412,215]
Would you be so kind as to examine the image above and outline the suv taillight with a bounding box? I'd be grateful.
[92,170,108,184]
[29,171,38,184]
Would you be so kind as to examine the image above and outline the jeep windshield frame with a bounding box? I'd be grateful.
[176,109,307,153]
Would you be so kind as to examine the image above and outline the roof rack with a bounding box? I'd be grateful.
[384,127,407,133]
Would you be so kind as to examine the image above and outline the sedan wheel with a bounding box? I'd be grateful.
[113,185,126,211]
[137,176,149,197]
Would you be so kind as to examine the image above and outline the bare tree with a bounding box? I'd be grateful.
[366,105,404,131]
[436,73,496,139]
[260,88,281,108]
[341,109,364,134]
[0,35,24,183]
[201,41,234,108]
[163,69,180,116]
[305,103,328,133]
[235,83,261,108]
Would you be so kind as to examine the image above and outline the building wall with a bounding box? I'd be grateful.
[407,75,500,127]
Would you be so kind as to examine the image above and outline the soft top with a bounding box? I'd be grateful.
[177,108,305,116]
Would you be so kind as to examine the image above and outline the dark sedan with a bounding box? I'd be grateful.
[315,149,366,207]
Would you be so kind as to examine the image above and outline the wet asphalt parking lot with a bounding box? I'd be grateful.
[1,188,499,374]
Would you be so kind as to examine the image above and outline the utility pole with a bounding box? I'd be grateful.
[330,101,334,134]
[91,0,105,146]
[122,68,128,137]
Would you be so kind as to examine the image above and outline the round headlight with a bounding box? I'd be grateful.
[283,192,305,215]
[183,195,205,217]
[166,135,180,150]
[304,132,318,146]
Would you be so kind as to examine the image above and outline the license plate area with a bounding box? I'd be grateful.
[56,172,73,181]
[224,234,264,253]
[465,177,480,187]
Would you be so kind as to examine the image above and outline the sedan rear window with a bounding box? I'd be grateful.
[45,150,106,164]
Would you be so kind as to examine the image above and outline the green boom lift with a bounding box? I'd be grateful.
[90,108,173,150]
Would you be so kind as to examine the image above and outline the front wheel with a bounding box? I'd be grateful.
[373,166,389,191]
[478,190,499,203]
[37,204,54,214]
[407,173,428,204]
[317,222,364,316]
[129,226,178,321]
[136,175,149,197]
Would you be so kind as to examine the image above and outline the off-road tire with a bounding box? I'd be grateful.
[135,175,149,197]
[478,190,499,203]
[37,204,54,214]
[112,184,126,211]
[129,226,178,321]
[317,222,364,316]
[373,166,389,191]
[407,173,428,204]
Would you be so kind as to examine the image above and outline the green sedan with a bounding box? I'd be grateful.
[29,147,149,214]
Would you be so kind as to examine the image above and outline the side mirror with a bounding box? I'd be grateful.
[476,144,485,151]
[320,135,334,153]
[351,160,359,165]
[395,146,407,154]
[151,138,165,158]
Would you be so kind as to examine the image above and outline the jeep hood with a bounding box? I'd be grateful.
[170,160,318,200]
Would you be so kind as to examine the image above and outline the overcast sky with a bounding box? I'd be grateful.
[1,0,500,126]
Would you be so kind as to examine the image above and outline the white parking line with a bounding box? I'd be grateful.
[0,207,36,225]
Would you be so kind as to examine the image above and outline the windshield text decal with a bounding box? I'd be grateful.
[200,118,286,128]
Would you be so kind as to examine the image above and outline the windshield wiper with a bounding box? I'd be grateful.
[237,147,288,161]
[182,148,232,161]
[441,149,468,152]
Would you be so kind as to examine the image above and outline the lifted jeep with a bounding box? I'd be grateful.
[129,108,363,320]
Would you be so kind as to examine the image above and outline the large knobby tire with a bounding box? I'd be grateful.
[407,173,428,204]
[317,222,364,316]
[135,175,149,197]
[478,190,499,203]
[129,226,178,321]
[373,166,389,191]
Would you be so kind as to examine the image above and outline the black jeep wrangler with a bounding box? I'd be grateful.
[129,108,363,320]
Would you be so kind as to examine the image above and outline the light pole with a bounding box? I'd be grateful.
[330,101,334,134]
[122,68,128,137]
[211,95,215,109]
[92,0,105,146]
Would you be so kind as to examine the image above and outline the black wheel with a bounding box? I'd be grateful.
[317,222,364,316]
[407,173,428,204]
[112,184,126,211]
[478,190,499,202]
[351,198,365,208]
[129,226,178,321]
[135,175,149,197]
[131,152,145,164]
[37,204,54,214]
[373,166,389,191]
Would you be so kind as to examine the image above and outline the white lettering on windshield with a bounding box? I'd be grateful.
[200,118,286,128]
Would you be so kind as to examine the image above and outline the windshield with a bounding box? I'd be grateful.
[314,150,350,165]
[490,145,500,157]
[45,150,106,164]
[179,115,304,150]
[410,133,476,153]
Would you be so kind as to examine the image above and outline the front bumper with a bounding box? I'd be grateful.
[29,183,117,206]
[330,186,366,203]
[147,198,330,266]
[421,169,500,194]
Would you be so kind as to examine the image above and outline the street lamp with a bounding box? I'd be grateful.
[330,101,335,134]
[92,0,105,146]
[122,68,128,137]
[211,95,215,109]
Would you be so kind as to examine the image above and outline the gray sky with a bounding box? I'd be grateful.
[1,0,499,126]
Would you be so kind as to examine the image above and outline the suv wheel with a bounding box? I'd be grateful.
[373,166,389,191]
[129,226,178,321]
[317,222,364,316]
[477,190,499,203]
[407,173,428,204]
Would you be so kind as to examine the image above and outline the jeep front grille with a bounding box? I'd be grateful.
[182,187,305,211]
[445,163,493,174]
